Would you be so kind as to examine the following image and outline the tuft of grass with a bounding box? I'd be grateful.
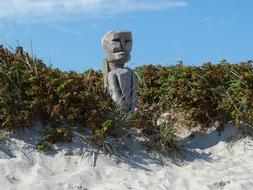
[0,130,7,142]
[36,142,52,153]
[159,123,179,151]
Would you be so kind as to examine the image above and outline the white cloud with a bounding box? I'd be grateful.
[0,0,187,22]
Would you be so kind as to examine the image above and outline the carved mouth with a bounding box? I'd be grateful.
[114,52,128,56]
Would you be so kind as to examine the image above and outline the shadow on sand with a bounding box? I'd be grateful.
[1,122,242,171]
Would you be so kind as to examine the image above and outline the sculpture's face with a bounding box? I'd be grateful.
[102,31,132,64]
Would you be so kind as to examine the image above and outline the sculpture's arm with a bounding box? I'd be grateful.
[108,73,125,108]
[103,59,110,90]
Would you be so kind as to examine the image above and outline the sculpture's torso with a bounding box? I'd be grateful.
[107,67,137,111]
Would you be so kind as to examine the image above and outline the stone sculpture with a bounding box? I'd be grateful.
[102,30,137,111]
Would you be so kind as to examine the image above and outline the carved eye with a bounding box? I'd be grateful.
[112,38,121,42]
[125,40,132,43]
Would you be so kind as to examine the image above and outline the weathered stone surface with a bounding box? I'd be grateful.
[107,68,137,111]
[102,30,137,111]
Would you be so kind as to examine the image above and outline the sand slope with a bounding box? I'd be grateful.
[0,124,253,190]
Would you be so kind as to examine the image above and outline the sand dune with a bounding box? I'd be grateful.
[0,124,253,190]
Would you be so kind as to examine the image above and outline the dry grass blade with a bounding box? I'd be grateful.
[0,129,32,162]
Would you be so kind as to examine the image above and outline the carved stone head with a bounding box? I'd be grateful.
[102,30,132,65]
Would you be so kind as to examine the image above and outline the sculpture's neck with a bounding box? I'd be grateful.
[109,62,124,70]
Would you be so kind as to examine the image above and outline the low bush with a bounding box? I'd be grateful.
[1,46,253,153]
[0,46,116,151]
[136,60,253,132]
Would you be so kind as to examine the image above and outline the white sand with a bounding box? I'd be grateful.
[0,123,253,190]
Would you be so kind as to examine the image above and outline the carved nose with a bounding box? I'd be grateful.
[120,39,125,49]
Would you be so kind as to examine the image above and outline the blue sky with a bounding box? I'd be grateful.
[0,0,252,72]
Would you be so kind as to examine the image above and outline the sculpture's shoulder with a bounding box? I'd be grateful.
[109,67,134,76]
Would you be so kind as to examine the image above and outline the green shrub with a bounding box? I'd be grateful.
[0,46,113,131]
[1,45,253,152]
[136,60,253,131]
